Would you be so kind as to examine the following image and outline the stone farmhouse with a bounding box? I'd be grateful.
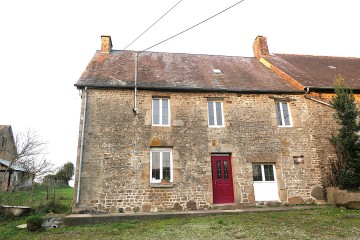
[73,35,360,213]
[0,126,17,162]
[0,125,33,192]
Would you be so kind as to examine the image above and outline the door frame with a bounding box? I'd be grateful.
[211,154,234,204]
[252,163,279,201]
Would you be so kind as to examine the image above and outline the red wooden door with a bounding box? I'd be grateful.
[211,155,234,204]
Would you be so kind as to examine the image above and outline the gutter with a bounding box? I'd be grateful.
[74,84,304,94]
[305,86,335,91]
[76,86,88,205]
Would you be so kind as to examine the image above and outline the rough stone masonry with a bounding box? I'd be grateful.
[72,88,338,213]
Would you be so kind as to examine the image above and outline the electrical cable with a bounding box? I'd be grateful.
[142,0,245,52]
[124,0,183,50]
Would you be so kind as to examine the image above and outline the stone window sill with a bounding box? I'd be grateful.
[150,183,175,188]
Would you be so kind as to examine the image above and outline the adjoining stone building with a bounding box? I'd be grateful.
[0,125,33,192]
[0,125,17,162]
[73,35,360,213]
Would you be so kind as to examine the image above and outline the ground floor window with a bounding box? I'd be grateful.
[150,148,173,183]
[252,164,275,182]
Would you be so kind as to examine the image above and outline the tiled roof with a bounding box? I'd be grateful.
[76,50,301,93]
[264,54,360,89]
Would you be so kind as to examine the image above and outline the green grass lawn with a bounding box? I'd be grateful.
[2,185,73,214]
[1,206,360,240]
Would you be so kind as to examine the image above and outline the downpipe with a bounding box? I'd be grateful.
[304,87,333,108]
[133,52,139,113]
[76,86,88,204]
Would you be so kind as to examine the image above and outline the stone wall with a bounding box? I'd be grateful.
[327,187,360,209]
[0,127,17,162]
[0,127,18,192]
[73,89,339,213]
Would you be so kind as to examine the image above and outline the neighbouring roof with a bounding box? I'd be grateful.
[0,125,10,137]
[75,50,302,93]
[0,159,25,172]
[264,54,360,89]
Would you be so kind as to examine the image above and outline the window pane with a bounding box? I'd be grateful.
[275,102,283,126]
[252,164,262,181]
[153,99,160,124]
[152,152,160,180]
[224,160,229,179]
[162,152,171,180]
[215,102,223,126]
[282,103,290,126]
[264,165,275,181]
[217,160,222,179]
[162,99,169,125]
[208,102,215,125]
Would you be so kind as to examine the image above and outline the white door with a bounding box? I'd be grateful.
[252,164,279,201]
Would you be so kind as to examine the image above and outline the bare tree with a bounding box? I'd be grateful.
[14,129,54,181]
[0,129,54,205]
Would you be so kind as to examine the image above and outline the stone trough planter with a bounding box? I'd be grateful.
[0,205,32,217]
[326,187,360,209]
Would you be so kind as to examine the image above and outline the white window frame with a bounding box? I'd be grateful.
[208,101,224,128]
[150,148,173,183]
[152,98,170,126]
[275,101,293,127]
[252,164,277,183]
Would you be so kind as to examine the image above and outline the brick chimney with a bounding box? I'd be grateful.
[101,35,113,53]
[253,36,269,59]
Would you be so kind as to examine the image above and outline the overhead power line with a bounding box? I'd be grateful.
[142,0,245,52]
[124,0,183,50]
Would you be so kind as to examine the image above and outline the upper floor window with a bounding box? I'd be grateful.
[208,101,224,127]
[152,98,170,126]
[150,148,173,183]
[275,102,292,127]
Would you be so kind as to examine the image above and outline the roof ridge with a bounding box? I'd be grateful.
[99,49,254,59]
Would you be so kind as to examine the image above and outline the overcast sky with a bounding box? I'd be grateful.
[1,0,359,185]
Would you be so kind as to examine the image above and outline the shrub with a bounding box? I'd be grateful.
[27,215,44,225]
[338,168,360,191]
[330,75,360,190]
[27,215,44,231]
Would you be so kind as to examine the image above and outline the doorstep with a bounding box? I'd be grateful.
[211,204,237,210]
[63,205,326,226]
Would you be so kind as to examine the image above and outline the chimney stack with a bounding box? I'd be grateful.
[253,36,269,59]
[101,35,113,53]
